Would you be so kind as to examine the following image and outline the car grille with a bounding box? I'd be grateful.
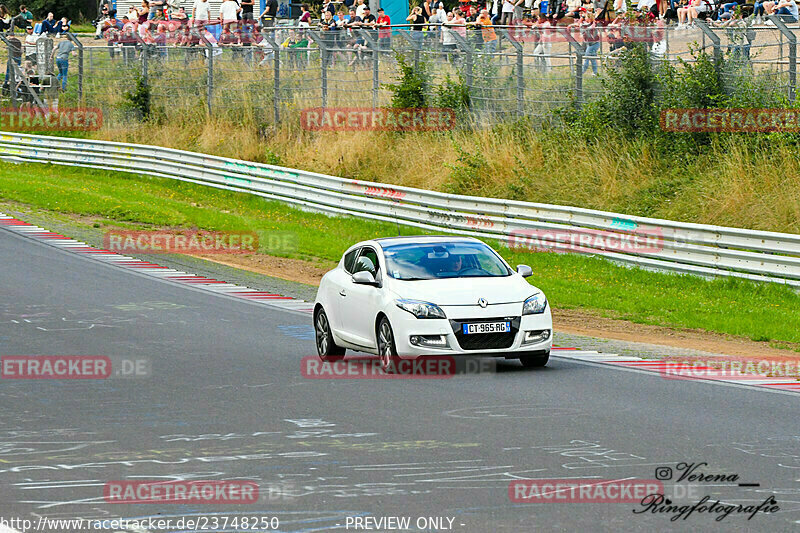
[450,316,520,351]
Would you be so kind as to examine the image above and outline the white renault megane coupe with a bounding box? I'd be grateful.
[313,236,553,372]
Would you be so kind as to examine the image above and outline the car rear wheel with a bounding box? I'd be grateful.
[377,316,401,373]
[315,308,345,361]
[520,352,549,368]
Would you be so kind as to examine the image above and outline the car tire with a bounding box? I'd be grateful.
[520,352,549,368]
[377,316,401,373]
[315,307,346,361]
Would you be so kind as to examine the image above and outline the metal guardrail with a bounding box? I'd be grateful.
[1,131,799,288]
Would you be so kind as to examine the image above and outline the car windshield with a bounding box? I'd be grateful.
[382,241,511,280]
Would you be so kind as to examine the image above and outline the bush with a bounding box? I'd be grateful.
[122,73,152,120]
[5,0,91,21]
[385,53,429,109]
[435,74,471,124]
[569,44,660,138]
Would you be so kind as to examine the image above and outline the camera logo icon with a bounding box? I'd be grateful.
[655,467,673,480]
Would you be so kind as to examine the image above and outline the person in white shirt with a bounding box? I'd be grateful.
[636,0,656,15]
[429,6,446,41]
[219,0,240,29]
[442,11,458,59]
[614,0,627,15]
[23,25,38,62]
[355,0,367,19]
[532,14,551,72]
[193,0,211,26]
[501,0,516,25]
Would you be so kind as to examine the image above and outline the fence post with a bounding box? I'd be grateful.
[396,29,422,73]
[11,61,47,111]
[193,30,214,115]
[769,14,796,102]
[498,28,524,117]
[135,33,149,86]
[450,31,473,90]
[358,29,381,109]
[695,20,721,64]
[564,29,583,109]
[66,32,83,102]
[261,28,281,123]
[0,34,20,109]
[307,31,330,109]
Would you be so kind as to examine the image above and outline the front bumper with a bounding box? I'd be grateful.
[388,303,553,357]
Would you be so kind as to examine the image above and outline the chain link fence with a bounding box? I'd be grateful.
[1,18,798,128]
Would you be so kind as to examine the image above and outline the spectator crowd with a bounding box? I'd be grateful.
[1,4,76,100]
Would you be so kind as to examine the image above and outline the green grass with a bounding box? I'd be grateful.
[1,162,799,346]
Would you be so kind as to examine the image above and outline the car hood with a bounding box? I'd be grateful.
[388,276,540,306]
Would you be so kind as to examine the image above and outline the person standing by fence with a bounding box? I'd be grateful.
[51,37,76,91]
[1,32,21,96]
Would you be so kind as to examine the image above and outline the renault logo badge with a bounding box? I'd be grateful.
[478,298,488,308]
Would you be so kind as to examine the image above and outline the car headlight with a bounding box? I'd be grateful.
[522,292,547,315]
[395,299,446,319]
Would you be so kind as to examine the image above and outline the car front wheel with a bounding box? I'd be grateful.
[377,316,401,373]
[520,352,549,368]
[315,307,346,361]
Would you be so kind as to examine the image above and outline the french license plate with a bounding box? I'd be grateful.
[462,321,511,335]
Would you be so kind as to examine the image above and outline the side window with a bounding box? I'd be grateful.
[354,247,379,276]
[343,248,360,274]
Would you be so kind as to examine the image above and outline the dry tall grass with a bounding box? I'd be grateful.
[93,117,800,234]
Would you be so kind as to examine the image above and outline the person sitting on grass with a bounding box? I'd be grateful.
[764,0,799,22]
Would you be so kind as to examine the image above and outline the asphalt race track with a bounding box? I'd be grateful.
[1,222,799,532]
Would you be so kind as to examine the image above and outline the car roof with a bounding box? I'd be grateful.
[372,235,482,248]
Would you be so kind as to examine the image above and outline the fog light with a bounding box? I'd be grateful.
[409,335,450,348]
[522,329,551,345]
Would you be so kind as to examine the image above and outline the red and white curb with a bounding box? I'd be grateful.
[552,348,800,394]
[0,213,314,314]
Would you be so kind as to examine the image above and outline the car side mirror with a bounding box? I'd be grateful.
[352,270,380,286]
[516,264,533,278]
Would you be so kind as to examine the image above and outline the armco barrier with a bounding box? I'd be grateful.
[1,131,799,288]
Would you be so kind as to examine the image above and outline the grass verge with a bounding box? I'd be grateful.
[1,162,799,347]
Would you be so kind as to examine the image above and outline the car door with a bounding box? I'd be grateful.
[336,246,384,351]
[327,247,360,335]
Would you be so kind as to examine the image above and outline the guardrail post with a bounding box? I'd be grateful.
[261,28,281,123]
[307,31,329,109]
[768,14,796,101]
[695,20,721,64]
[66,33,83,102]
